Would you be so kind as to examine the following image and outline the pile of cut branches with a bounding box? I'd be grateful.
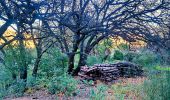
[79,62,143,82]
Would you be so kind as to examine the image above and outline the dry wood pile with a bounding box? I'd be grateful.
[79,62,143,82]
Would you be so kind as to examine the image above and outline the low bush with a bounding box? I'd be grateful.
[48,74,77,96]
[39,48,68,79]
[124,52,138,62]
[132,50,159,67]
[36,48,69,91]
[0,79,27,98]
[90,84,108,100]
[0,46,33,98]
[7,79,26,97]
[0,66,12,98]
[87,55,102,66]
[113,50,124,60]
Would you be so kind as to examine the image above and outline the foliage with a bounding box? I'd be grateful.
[48,74,77,96]
[0,46,33,98]
[0,65,12,98]
[132,50,159,67]
[82,80,94,86]
[113,50,124,60]
[158,49,170,65]
[3,46,33,77]
[0,78,27,98]
[124,52,138,62]
[7,79,26,97]
[142,71,170,100]
[74,54,80,67]
[27,76,36,88]
[90,84,108,100]
[36,48,77,96]
[87,55,102,66]
[117,43,129,51]
[155,66,170,71]
[93,40,113,62]
[3,48,18,76]
[35,48,68,89]
[39,48,68,79]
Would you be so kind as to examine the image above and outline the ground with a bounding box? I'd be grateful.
[4,77,146,100]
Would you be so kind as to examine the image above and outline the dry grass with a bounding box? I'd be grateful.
[106,77,146,100]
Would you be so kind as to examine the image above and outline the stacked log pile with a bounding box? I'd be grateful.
[79,62,143,82]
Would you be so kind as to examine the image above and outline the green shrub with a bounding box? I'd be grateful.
[124,52,138,61]
[132,50,158,67]
[82,80,94,86]
[7,79,26,97]
[27,76,36,87]
[36,48,68,89]
[158,50,170,65]
[48,74,77,96]
[0,66,13,98]
[113,50,124,60]
[90,84,108,100]
[39,48,68,79]
[0,46,33,98]
[142,71,170,100]
[87,55,102,66]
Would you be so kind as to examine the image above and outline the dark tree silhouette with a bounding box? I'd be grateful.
[42,0,169,75]
[0,0,169,77]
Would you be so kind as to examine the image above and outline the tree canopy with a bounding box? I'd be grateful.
[0,0,170,76]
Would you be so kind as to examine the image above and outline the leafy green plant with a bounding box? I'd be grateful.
[124,52,138,61]
[132,50,159,67]
[48,74,77,96]
[0,66,12,98]
[155,66,170,71]
[36,48,69,90]
[113,50,124,60]
[7,79,26,97]
[114,93,126,100]
[39,48,68,79]
[82,80,94,86]
[87,55,102,66]
[27,76,36,87]
[90,84,108,100]
[0,46,33,98]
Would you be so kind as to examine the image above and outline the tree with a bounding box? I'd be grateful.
[0,0,39,49]
[0,0,42,82]
[0,0,169,77]
[0,0,62,79]
[43,0,169,75]
[31,23,56,78]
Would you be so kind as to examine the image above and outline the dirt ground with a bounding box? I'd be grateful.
[4,77,146,100]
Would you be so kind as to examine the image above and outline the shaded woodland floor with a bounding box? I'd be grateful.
[4,76,146,100]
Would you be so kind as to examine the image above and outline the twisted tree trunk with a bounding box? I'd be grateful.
[73,52,88,76]
[19,39,27,81]
[32,54,41,77]
[67,53,75,74]
[32,39,42,78]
